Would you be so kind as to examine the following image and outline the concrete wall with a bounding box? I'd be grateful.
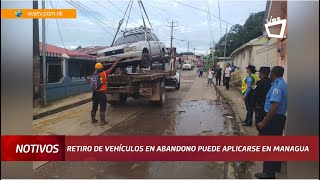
[232,47,254,80]
[41,58,94,102]
[231,39,278,82]
[253,40,278,71]
[42,76,91,101]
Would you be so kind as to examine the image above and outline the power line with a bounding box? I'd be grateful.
[107,0,141,26]
[50,0,67,53]
[68,1,115,31]
[74,0,117,31]
[172,0,233,26]
[94,1,122,18]
[67,1,115,33]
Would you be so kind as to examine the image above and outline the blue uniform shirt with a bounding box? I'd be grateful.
[264,77,288,115]
[244,75,254,97]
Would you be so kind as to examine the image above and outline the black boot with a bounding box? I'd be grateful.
[100,112,108,126]
[91,112,98,123]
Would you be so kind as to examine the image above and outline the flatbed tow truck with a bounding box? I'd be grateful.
[104,53,180,106]
[96,0,180,106]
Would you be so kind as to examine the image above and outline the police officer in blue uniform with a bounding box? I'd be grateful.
[242,65,258,126]
[255,66,288,179]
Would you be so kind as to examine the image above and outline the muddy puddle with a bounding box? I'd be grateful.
[176,100,236,135]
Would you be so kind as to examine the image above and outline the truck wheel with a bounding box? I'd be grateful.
[157,81,166,106]
[141,52,151,68]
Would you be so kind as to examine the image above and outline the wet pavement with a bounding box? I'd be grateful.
[33,69,240,179]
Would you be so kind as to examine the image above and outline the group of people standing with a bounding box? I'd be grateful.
[199,63,234,90]
[241,65,288,179]
[199,63,288,179]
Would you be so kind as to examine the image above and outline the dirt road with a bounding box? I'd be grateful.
[33,69,242,179]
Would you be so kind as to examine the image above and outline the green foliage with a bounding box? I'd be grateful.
[214,11,265,57]
[204,59,213,72]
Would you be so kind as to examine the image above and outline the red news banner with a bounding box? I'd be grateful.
[1,136,319,161]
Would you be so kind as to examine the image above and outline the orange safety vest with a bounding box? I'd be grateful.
[96,71,107,92]
[241,74,258,94]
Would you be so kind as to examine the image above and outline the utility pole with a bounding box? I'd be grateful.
[33,0,41,107]
[187,41,189,52]
[223,24,228,61]
[42,0,47,105]
[167,20,178,48]
[193,48,196,59]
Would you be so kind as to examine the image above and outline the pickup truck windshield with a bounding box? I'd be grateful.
[113,33,145,46]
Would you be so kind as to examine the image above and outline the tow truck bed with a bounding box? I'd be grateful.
[108,71,169,85]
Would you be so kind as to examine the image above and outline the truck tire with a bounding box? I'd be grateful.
[157,81,166,106]
[141,52,151,68]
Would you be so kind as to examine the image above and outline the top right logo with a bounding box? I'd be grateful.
[265,16,287,39]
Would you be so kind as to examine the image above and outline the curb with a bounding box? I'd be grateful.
[214,86,247,136]
[33,98,92,120]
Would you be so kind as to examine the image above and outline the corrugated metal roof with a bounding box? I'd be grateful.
[39,43,96,60]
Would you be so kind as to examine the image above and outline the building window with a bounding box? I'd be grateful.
[68,60,95,80]
[40,58,63,84]
[47,61,63,83]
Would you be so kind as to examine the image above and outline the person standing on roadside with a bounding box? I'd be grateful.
[242,65,258,126]
[253,67,271,128]
[224,63,232,90]
[207,68,214,87]
[255,66,287,179]
[215,66,222,86]
[199,65,204,78]
[90,58,121,125]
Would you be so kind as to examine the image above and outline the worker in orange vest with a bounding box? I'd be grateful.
[90,58,120,125]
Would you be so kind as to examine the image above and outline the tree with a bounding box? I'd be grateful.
[214,11,265,57]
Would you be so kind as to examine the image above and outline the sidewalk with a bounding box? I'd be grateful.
[33,92,92,120]
[32,91,143,170]
[215,83,287,179]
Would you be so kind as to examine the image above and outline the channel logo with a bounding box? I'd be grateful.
[265,16,287,39]
[15,10,22,18]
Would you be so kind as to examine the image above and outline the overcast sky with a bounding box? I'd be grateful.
[41,0,267,54]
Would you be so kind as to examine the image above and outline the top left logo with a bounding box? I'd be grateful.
[15,10,22,18]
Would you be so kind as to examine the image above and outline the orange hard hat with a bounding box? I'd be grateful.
[95,63,104,69]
